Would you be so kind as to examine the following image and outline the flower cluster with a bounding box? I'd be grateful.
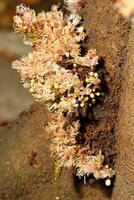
[13,2,114,182]
[13,4,36,33]
[64,0,85,14]
[13,4,99,115]
[48,111,114,180]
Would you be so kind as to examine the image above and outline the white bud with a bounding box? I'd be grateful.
[77,26,84,33]
[105,179,111,186]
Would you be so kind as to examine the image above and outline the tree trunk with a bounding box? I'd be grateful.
[112,22,134,200]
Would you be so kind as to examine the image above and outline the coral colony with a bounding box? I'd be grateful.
[12,0,114,184]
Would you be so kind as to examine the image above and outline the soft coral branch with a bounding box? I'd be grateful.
[12,3,114,182]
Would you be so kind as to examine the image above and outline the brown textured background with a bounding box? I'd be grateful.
[112,22,134,200]
[0,0,133,199]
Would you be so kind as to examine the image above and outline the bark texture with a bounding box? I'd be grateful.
[112,22,134,200]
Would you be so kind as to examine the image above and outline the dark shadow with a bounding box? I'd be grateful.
[73,174,115,199]
[97,57,109,96]
[73,174,84,198]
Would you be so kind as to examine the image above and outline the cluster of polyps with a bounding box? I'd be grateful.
[48,111,114,180]
[12,2,114,182]
[64,0,85,13]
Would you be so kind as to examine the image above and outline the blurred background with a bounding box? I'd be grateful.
[0,0,59,125]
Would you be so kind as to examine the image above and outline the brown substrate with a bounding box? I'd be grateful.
[79,0,130,172]
[0,0,133,200]
[112,22,134,200]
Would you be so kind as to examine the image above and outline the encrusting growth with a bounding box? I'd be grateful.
[12,0,115,182]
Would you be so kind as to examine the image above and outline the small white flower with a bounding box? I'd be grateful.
[13,16,22,26]
[72,14,81,26]
[16,4,27,14]
[77,26,84,33]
